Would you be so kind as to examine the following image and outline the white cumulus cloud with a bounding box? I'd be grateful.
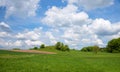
[0,22,11,32]
[41,5,90,28]
[0,0,40,18]
[89,18,120,35]
[64,0,114,10]
[41,4,120,49]
[0,0,119,50]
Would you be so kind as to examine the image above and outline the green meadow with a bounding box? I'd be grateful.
[0,50,120,72]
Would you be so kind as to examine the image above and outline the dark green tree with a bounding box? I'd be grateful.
[55,42,70,51]
[55,42,62,50]
[81,47,88,52]
[33,47,38,50]
[40,44,45,48]
[107,38,120,53]
[64,45,70,51]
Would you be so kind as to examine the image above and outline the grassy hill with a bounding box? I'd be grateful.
[0,50,120,72]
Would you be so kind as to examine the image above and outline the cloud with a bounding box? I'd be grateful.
[15,27,43,47]
[1,4,118,49]
[45,32,57,44]
[1,20,119,49]
[25,40,43,47]
[64,0,114,10]
[0,27,43,49]
[0,38,7,48]
[89,18,120,35]
[41,4,105,48]
[62,25,104,49]
[41,4,120,49]
[0,32,11,38]
[102,32,120,42]
[0,0,40,18]
[41,5,90,28]
[13,27,57,48]
[12,40,23,47]
[0,0,119,49]
[16,31,41,41]
[0,22,11,32]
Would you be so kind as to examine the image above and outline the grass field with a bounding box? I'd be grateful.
[0,50,120,72]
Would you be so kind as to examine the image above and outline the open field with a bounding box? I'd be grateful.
[0,50,120,72]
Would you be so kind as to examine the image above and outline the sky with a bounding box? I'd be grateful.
[0,0,120,49]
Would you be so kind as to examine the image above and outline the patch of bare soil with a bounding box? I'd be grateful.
[11,50,57,54]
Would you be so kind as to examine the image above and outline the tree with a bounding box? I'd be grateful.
[61,45,70,51]
[55,42,62,50]
[81,47,88,52]
[33,47,38,50]
[107,38,120,53]
[55,42,70,51]
[65,45,70,51]
[93,45,99,54]
[40,44,45,49]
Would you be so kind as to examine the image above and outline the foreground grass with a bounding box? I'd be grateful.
[0,50,120,72]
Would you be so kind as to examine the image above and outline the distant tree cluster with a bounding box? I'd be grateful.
[30,44,46,50]
[55,42,70,51]
[30,42,70,51]
[81,45,99,54]
[30,37,120,53]
[81,46,94,52]
[81,37,120,53]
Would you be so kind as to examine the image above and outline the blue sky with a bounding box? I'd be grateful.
[0,0,120,49]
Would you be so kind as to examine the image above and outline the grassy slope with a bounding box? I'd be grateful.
[0,50,120,72]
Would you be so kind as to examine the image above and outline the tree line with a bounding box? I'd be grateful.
[31,42,70,51]
[30,37,120,53]
[81,37,120,53]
